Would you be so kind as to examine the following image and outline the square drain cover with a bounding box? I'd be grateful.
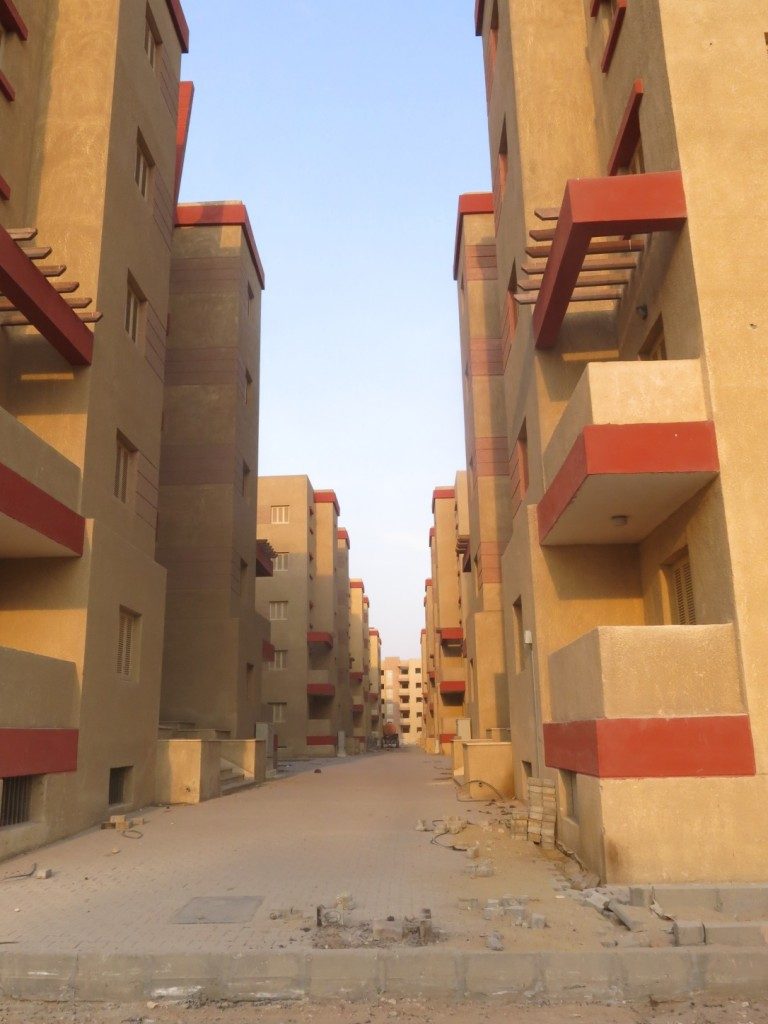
[173,896,263,924]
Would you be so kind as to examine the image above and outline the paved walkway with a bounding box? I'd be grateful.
[0,749,611,955]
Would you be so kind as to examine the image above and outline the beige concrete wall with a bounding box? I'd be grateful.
[156,739,221,805]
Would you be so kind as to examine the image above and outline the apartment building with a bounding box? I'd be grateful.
[461,0,768,882]
[382,658,424,746]
[368,628,383,746]
[421,482,469,754]
[0,0,186,856]
[256,478,352,758]
[350,580,379,753]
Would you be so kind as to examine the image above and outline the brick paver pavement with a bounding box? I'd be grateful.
[0,749,610,954]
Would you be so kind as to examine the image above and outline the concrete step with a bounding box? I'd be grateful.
[219,758,254,795]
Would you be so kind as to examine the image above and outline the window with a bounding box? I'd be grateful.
[108,766,132,806]
[144,8,160,68]
[640,315,666,361]
[271,505,289,525]
[559,769,579,823]
[270,649,287,671]
[668,549,696,625]
[415,668,421,674]
[0,775,33,827]
[241,461,250,498]
[134,135,153,199]
[269,601,288,621]
[114,433,136,503]
[513,598,525,672]
[117,607,140,678]
[124,279,143,342]
[269,702,287,724]
[273,552,288,572]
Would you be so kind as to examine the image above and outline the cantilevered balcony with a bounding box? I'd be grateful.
[307,671,334,698]
[0,406,84,556]
[538,361,718,546]
[255,539,275,577]
[544,624,754,779]
[306,721,336,748]
[307,631,333,650]
[440,680,466,697]
[516,172,687,350]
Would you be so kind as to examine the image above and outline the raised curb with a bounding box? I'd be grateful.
[2,947,768,1003]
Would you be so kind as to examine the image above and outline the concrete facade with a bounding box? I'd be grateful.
[453,0,768,882]
[0,0,187,857]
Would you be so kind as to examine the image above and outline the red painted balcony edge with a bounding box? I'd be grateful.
[314,489,340,515]
[350,671,364,682]
[440,680,466,695]
[0,70,15,101]
[0,0,27,39]
[602,0,628,74]
[352,703,364,713]
[175,202,265,289]
[0,461,85,556]
[307,683,335,697]
[532,171,686,350]
[543,716,756,779]
[174,81,194,206]
[306,735,337,747]
[337,527,350,548]
[255,541,274,578]
[307,631,333,648]
[0,171,10,201]
[439,732,457,744]
[537,422,719,544]
[369,628,379,637]
[439,627,464,643]
[608,79,644,176]
[367,692,378,703]
[164,0,190,53]
[262,640,275,661]
[350,579,364,590]
[453,192,494,279]
[0,225,94,365]
[0,728,78,778]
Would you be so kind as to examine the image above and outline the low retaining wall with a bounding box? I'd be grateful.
[2,946,768,1003]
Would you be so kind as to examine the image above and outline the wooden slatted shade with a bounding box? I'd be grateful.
[670,551,696,625]
[117,608,138,677]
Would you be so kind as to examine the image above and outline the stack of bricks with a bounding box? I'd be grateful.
[509,807,529,838]
[527,777,557,849]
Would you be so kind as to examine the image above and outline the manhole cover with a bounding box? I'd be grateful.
[173,896,263,924]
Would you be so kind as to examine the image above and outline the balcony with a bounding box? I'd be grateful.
[538,360,717,546]
[306,721,336,748]
[307,671,334,698]
[0,406,84,557]
[255,538,275,577]
[307,631,333,650]
[544,624,754,778]
[352,703,364,715]
[438,627,464,647]
[440,680,466,697]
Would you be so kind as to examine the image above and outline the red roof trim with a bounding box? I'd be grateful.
[474,0,485,36]
[369,628,380,637]
[0,0,27,39]
[0,225,93,365]
[174,81,194,206]
[544,716,756,778]
[175,202,265,289]
[350,579,365,590]
[453,193,494,280]
[440,680,466,695]
[307,631,334,649]
[307,682,335,697]
[313,489,340,515]
[337,527,350,548]
[432,486,456,511]
[164,0,190,53]
[0,728,78,777]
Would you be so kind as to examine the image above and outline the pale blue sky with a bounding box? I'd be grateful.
[178,1,490,657]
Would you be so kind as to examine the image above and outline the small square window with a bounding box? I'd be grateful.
[134,135,153,199]
[114,432,136,503]
[273,552,288,572]
[271,505,289,525]
[0,774,34,827]
[269,601,288,621]
[144,8,160,68]
[117,607,141,678]
[270,649,287,671]
[124,278,144,343]
[109,766,132,806]
[269,701,287,724]
[559,769,578,823]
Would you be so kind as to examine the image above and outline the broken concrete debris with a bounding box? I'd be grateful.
[486,930,504,951]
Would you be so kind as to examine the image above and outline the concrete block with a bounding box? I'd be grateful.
[702,949,768,997]
[373,920,404,941]
[620,948,696,1002]
[382,950,459,997]
[144,953,223,1002]
[464,952,540,998]
[673,920,705,947]
[486,932,504,951]
[704,921,768,947]
[716,886,768,918]
[219,953,306,1001]
[584,891,610,914]
[542,951,621,1002]
[504,903,526,924]
[652,884,718,913]
[0,953,76,1001]
[609,900,649,932]
[629,886,653,908]
[75,954,154,1002]
[307,950,378,999]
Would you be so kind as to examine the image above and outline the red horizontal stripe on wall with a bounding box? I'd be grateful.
[0,728,78,778]
[306,735,337,747]
[543,715,756,779]
[439,733,457,744]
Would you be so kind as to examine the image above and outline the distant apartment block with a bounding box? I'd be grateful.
[382,658,424,745]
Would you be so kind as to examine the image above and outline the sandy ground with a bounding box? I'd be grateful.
[0,996,767,1024]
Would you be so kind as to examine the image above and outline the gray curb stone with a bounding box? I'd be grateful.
[2,947,768,1003]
